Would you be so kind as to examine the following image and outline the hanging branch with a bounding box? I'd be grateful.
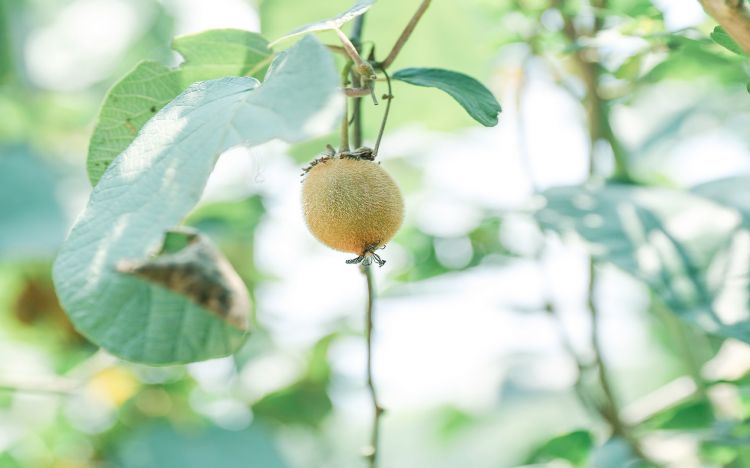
[378,0,432,69]
[699,0,750,54]
[553,0,632,182]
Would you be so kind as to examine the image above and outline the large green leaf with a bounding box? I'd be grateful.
[536,183,750,342]
[87,29,273,185]
[391,68,501,126]
[53,36,342,365]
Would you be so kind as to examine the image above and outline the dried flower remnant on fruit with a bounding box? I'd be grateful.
[301,150,403,266]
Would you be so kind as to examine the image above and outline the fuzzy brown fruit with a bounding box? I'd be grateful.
[302,156,404,257]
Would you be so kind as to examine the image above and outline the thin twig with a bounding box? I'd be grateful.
[588,260,649,460]
[515,50,601,420]
[341,62,353,152]
[378,0,432,69]
[553,0,631,181]
[373,68,393,157]
[362,264,383,468]
[351,16,366,148]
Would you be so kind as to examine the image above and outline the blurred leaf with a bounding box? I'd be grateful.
[434,406,477,439]
[710,27,747,57]
[394,218,510,282]
[603,0,663,18]
[53,36,341,364]
[87,29,273,185]
[0,146,67,261]
[252,380,333,427]
[392,68,501,127]
[0,0,13,84]
[270,0,375,46]
[643,398,714,430]
[536,183,750,343]
[110,422,288,468]
[186,197,265,242]
[614,53,644,80]
[525,430,594,467]
[252,334,337,427]
[693,176,750,221]
[591,437,649,468]
[643,35,747,84]
[699,440,739,466]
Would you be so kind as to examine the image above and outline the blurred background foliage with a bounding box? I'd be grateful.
[2,0,750,467]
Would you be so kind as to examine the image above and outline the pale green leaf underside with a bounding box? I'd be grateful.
[87,29,273,185]
[53,36,342,364]
[391,67,501,127]
[269,0,375,46]
[536,184,750,343]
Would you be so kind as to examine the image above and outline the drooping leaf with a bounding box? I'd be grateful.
[391,68,501,127]
[710,26,747,57]
[525,430,594,467]
[269,0,375,46]
[535,183,750,343]
[116,229,251,331]
[87,29,273,185]
[53,36,342,365]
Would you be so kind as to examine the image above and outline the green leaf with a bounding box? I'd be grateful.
[87,29,273,185]
[525,430,594,467]
[110,422,288,468]
[391,68,501,127]
[536,183,750,343]
[591,437,649,468]
[53,35,342,365]
[269,0,375,46]
[710,26,747,56]
[252,333,336,427]
[643,398,714,430]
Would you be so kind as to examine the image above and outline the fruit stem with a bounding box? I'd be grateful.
[373,67,393,158]
[362,263,383,468]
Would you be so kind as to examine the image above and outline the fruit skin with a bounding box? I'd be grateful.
[302,157,404,255]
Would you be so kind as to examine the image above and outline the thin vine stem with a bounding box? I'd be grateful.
[362,263,383,468]
[373,68,393,157]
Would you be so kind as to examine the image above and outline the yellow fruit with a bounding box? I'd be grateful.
[302,156,404,257]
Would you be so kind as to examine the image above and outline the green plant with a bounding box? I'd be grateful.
[49,0,500,465]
